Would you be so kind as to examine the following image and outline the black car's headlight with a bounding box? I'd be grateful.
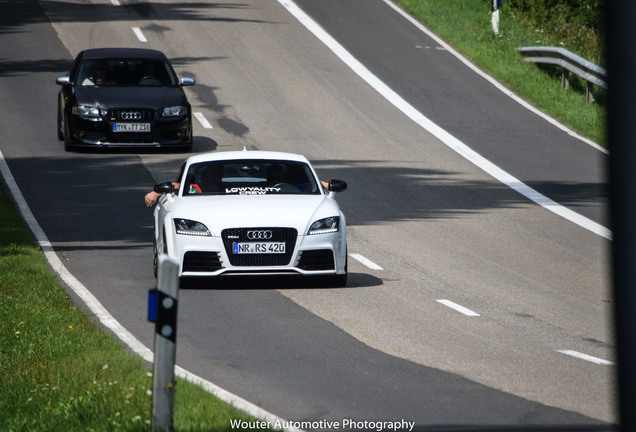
[174,219,211,236]
[72,105,102,118]
[308,216,340,235]
[162,105,187,117]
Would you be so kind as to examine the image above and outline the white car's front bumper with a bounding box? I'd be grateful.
[170,227,346,278]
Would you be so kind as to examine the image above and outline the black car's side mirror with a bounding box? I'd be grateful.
[56,76,70,86]
[328,179,347,193]
[180,77,196,87]
[154,181,174,194]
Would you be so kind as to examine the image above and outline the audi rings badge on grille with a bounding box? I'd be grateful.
[247,230,273,240]
[121,111,142,120]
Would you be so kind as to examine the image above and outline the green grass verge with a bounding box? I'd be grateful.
[0,186,269,431]
[394,0,606,147]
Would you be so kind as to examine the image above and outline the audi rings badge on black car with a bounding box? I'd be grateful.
[56,48,195,152]
[120,112,143,121]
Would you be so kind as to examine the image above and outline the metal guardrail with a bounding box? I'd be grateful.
[517,46,607,103]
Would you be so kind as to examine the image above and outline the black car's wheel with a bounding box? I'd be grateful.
[63,115,75,152]
[57,101,64,141]
[182,122,193,152]
[181,141,193,153]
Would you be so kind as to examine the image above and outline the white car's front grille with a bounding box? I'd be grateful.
[221,228,297,266]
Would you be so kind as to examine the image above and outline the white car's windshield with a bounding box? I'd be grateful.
[181,159,321,196]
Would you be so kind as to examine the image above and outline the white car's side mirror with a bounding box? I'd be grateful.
[154,181,173,194]
[328,179,347,193]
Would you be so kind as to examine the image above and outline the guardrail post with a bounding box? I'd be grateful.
[149,254,180,432]
[561,69,569,89]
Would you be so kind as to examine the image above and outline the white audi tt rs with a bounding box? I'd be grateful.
[151,150,348,286]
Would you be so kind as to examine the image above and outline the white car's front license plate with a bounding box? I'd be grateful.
[112,123,151,132]
[232,242,286,254]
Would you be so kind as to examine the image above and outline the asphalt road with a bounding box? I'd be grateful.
[0,0,614,430]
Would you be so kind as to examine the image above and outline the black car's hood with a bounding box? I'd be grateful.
[74,86,185,109]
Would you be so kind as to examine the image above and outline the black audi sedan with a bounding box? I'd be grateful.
[56,48,195,152]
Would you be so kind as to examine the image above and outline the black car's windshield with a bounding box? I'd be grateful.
[77,59,178,87]
[181,160,321,196]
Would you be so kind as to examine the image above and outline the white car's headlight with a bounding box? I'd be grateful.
[72,105,101,118]
[308,216,340,235]
[174,218,211,236]
[162,105,187,117]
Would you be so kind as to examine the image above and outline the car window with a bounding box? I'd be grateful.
[181,160,321,196]
[175,163,186,184]
[76,58,178,87]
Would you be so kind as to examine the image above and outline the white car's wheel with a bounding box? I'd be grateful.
[152,239,158,278]
[327,255,348,287]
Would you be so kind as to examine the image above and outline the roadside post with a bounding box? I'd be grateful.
[491,0,501,36]
[148,254,179,432]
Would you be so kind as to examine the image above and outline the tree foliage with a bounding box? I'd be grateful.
[507,0,603,32]
[495,0,604,63]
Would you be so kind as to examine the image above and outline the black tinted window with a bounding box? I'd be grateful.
[77,59,177,87]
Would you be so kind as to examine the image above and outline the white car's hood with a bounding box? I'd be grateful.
[169,194,340,235]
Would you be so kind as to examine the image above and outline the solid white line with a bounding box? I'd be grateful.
[557,350,615,366]
[276,0,612,241]
[436,299,480,317]
[132,27,147,42]
[194,112,213,129]
[0,149,300,432]
[349,253,383,270]
[381,0,607,154]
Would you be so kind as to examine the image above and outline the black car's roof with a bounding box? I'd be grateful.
[79,48,168,61]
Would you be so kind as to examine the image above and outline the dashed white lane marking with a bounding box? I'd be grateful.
[277,0,611,241]
[557,350,615,366]
[132,27,147,42]
[110,0,121,6]
[194,112,213,129]
[436,299,480,317]
[349,253,383,270]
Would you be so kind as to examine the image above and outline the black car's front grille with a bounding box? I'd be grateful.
[182,251,223,272]
[298,250,335,271]
[105,108,156,143]
[222,228,297,266]
[109,108,155,122]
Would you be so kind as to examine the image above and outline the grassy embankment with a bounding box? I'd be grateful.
[0,186,268,431]
[395,0,606,146]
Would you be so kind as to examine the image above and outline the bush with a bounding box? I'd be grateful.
[501,0,604,64]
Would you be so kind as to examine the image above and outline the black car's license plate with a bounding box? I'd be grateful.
[112,123,151,132]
